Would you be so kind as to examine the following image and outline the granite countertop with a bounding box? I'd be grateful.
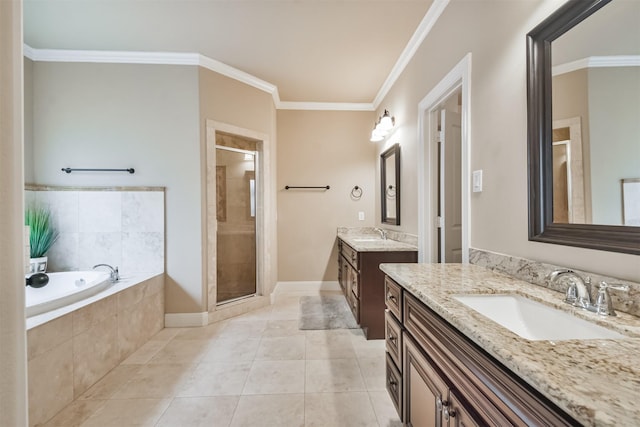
[379,262,640,427]
[337,232,418,252]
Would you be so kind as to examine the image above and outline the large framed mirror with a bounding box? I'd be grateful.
[381,143,401,225]
[527,0,640,254]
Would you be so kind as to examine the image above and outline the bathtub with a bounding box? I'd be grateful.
[25,271,112,317]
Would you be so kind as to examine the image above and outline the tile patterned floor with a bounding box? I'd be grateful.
[42,291,402,426]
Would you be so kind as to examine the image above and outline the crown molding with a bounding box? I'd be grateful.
[552,55,640,76]
[372,0,450,109]
[277,101,374,111]
[23,0,449,114]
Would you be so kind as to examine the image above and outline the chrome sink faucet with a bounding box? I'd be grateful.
[547,269,592,309]
[93,263,120,283]
[373,227,387,240]
[595,282,630,317]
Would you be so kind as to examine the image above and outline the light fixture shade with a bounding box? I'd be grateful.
[370,128,384,142]
[378,110,394,131]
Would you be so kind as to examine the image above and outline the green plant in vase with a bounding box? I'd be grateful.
[25,205,59,273]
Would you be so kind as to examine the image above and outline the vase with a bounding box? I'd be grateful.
[29,256,48,274]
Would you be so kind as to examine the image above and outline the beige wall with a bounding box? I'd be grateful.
[24,58,34,183]
[374,0,638,281]
[29,62,202,313]
[198,67,278,307]
[277,110,376,281]
[0,0,28,424]
[589,67,640,225]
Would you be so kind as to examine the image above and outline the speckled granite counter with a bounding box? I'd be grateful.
[337,232,417,252]
[379,263,640,427]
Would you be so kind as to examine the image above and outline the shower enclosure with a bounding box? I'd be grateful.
[215,143,257,304]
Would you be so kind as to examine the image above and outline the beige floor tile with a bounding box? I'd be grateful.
[242,360,305,395]
[173,321,228,341]
[357,356,387,391]
[150,327,184,341]
[230,394,304,427]
[305,331,356,359]
[42,399,106,427]
[202,336,261,362]
[368,390,403,427]
[155,396,239,427]
[177,360,252,397]
[262,320,305,338]
[228,306,273,321]
[79,365,142,400]
[351,335,386,359]
[120,340,167,365]
[255,335,305,360]
[219,319,267,338]
[111,364,195,399]
[147,338,210,364]
[305,359,366,393]
[304,392,378,427]
[80,398,171,427]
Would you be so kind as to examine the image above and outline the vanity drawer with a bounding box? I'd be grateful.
[385,310,402,369]
[386,352,402,419]
[385,276,402,319]
[347,288,360,323]
[340,242,359,269]
[350,270,360,298]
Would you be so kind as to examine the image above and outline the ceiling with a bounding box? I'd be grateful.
[23,0,435,105]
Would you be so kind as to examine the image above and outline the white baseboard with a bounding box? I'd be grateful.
[164,311,209,328]
[271,281,340,303]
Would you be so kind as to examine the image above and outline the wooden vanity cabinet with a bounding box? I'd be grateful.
[384,275,580,427]
[337,239,417,339]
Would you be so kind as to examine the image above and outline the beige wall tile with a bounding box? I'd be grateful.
[27,314,73,361]
[72,294,117,336]
[73,314,120,398]
[28,341,74,427]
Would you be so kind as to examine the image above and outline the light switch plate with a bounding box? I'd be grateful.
[473,170,483,192]
[358,211,365,221]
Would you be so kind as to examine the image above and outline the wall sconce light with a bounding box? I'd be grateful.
[370,109,395,142]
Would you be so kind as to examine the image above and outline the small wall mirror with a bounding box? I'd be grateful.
[527,0,640,254]
[381,143,401,225]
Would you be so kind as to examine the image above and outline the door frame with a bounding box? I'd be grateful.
[417,53,471,263]
[206,120,270,312]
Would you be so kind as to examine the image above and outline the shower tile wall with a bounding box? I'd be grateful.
[25,189,164,274]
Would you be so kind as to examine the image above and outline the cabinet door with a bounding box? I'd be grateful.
[404,334,448,427]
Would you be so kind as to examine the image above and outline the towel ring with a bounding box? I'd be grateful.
[386,185,396,199]
[350,185,363,200]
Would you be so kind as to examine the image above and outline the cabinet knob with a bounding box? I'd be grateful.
[387,334,396,343]
[387,293,397,303]
[443,406,455,421]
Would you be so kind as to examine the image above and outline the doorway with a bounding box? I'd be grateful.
[417,53,471,263]
[215,143,257,303]
[436,97,463,263]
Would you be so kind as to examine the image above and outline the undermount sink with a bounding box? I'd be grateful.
[453,294,625,341]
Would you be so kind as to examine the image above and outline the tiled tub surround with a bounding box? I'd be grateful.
[27,273,164,427]
[25,186,165,274]
[337,227,418,252]
[379,263,640,427]
[470,248,640,317]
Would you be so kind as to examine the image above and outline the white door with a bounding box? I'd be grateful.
[439,109,462,263]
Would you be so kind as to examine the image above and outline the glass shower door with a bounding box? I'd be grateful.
[215,146,257,304]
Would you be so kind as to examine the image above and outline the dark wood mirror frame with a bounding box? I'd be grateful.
[381,143,401,225]
[527,0,640,255]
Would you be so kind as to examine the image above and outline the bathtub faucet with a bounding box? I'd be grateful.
[93,264,120,283]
